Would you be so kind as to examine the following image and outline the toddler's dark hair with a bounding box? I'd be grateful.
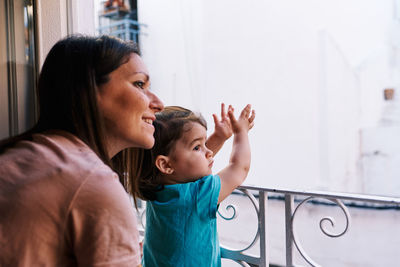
[135,106,207,200]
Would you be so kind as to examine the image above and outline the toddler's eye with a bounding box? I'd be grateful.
[193,145,200,151]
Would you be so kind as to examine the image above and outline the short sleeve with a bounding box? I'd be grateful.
[194,174,221,220]
[67,172,141,267]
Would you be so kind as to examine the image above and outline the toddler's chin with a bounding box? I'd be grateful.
[204,170,213,177]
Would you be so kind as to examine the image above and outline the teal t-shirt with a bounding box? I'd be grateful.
[143,174,221,267]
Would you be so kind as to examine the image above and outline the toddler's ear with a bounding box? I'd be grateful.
[155,155,174,174]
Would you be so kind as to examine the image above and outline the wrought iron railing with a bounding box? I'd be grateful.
[137,185,400,266]
[219,185,400,267]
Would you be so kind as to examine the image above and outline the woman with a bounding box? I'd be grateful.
[0,35,163,266]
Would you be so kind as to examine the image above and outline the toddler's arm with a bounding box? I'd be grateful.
[207,103,233,155]
[217,104,255,203]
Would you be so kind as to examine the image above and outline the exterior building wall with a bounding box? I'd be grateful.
[138,0,400,197]
[35,0,69,66]
[361,124,400,197]
[36,0,95,67]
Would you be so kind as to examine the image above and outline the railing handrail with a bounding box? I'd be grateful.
[239,184,400,205]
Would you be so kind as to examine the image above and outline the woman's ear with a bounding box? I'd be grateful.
[155,155,174,175]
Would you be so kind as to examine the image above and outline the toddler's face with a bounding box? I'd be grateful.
[164,122,214,184]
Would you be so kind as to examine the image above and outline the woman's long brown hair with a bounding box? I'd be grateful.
[0,35,140,198]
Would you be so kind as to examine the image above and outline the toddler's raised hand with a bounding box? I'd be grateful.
[228,104,255,134]
[212,103,233,141]
[207,103,235,155]
[217,104,254,203]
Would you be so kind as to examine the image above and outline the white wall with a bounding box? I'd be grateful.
[36,0,95,67]
[139,0,400,196]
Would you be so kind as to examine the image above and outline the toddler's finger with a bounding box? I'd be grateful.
[227,105,234,116]
[227,109,237,124]
[240,104,251,118]
[248,110,256,122]
[212,114,219,125]
[221,103,227,118]
[249,121,255,130]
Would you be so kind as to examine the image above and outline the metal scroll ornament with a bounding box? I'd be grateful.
[291,197,351,267]
[218,188,261,262]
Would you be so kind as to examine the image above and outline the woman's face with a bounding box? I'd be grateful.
[97,53,164,157]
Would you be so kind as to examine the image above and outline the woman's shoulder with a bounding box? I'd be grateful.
[34,130,101,161]
[0,130,116,189]
[0,131,131,246]
[35,130,109,171]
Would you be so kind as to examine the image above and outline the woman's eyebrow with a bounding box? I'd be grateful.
[131,71,150,81]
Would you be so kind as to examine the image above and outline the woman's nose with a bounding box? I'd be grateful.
[149,91,164,112]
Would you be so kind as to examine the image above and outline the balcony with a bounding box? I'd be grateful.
[137,185,400,266]
[97,19,145,43]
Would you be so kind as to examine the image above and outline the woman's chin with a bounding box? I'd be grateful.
[124,137,154,150]
[141,138,155,149]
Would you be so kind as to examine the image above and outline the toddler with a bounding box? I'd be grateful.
[137,104,255,266]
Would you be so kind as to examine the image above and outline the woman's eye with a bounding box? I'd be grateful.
[193,145,200,151]
[134,81,145,89]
